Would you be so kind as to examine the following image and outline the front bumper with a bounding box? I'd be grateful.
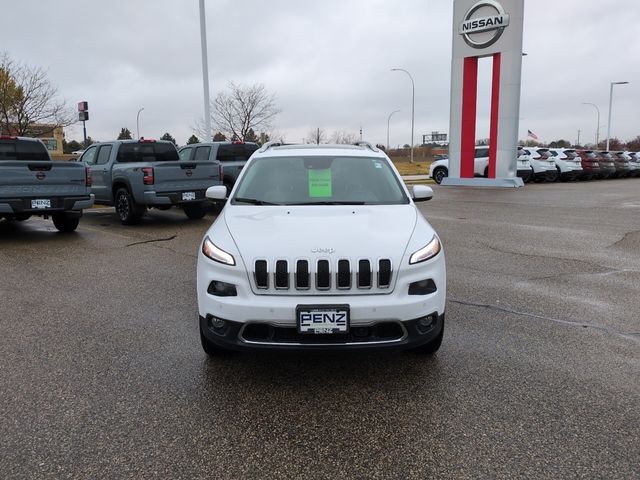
[199,312,444,351]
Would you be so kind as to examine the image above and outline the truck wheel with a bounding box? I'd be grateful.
[184,203,206,220]
[411,320,444,355]
[115,188,144,225]
[433,167,447,184]
[52,213,80,233]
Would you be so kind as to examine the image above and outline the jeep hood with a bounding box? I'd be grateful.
[224,205,423,264]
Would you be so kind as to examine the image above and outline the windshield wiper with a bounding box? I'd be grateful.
[289,201,366,206]
[233,197,281,206]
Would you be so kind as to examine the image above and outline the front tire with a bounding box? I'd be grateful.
[52,212,80,233]
[184,203,206,220]
[115,188,144,225]
[433,167,447,184]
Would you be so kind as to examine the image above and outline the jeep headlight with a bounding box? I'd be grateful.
[409,235,441,264]
[202,236,235,266]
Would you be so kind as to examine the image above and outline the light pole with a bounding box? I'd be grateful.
[387,109,400,151]
[391,68,415,163]
[199,0,212,142]
[136,107,144,139]
[606,81,629,151]
[581,102,600,148]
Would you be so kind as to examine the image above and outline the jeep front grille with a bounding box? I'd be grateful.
[253,258,393,294]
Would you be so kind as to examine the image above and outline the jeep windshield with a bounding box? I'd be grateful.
[231,156,409,206]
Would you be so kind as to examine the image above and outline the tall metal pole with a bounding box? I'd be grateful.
[387,109,400,151]
[391,68,415,163]
[581,103,600,147]
[136,107,144,139]
[199,0,212,142]
[606,81,629,151]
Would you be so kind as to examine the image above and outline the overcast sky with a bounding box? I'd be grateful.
[4,0,639,147]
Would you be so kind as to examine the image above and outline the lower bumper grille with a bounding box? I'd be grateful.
[241,322,406,345]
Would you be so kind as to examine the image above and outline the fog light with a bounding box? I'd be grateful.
[208,280,237,297]
[211,317,226,329]
[418,315,435,328]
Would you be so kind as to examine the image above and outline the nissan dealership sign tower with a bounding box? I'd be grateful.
[443,0,525,187]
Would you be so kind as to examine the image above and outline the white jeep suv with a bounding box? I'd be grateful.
[197,142,446,355]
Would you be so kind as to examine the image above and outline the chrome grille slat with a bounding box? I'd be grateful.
[337,259,351,289]
[254,257,392,293]
[316,259,331,290]
[357,259,372,289]
[295,260,310,290]
[275,260,289,289]
[255,260,269,289]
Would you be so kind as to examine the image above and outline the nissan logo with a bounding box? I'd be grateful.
[36,171,46,181]
[459,0,510,49]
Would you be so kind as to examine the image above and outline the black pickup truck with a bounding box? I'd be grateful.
[0,136,94,232]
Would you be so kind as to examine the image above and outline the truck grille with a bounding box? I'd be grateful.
[253,258,393,294]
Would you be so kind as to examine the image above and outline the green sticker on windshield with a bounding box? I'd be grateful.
[308,168,332,197]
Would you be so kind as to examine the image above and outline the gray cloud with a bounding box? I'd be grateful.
[4,0,639,146]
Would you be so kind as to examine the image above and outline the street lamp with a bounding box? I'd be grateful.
[391,68,415,163]
[606,81,629,151]
[199,0,212,142]
[136,107,144,139]
[581,102,600,148]
[387,109,401,151]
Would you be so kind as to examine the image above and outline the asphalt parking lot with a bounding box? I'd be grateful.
[1,180,639,479]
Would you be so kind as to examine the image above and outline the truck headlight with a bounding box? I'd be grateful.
[202,236,235,266]
[409,236,441,264]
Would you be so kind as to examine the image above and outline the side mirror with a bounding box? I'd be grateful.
[412,185,433,202]
[206,185,228,200]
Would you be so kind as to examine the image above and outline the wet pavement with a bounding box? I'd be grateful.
[1,180,638,479]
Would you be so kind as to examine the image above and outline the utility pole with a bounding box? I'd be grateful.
[577,129,581,147]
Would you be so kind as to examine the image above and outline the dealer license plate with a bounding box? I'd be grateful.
[31,199,51,209]
[297,305,349,334]
[182,191,196,201]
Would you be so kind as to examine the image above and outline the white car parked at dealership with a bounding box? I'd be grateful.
[523,148,557,182]
[429,146,532,183]
[547,148,583,181]
[429,145,490,184]
[197,142,446,356]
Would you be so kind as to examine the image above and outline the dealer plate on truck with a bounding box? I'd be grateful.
[182,191,196,201]
[31,199,51,209]
[297,305,349,334]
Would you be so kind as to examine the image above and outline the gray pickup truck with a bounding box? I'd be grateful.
[79,139,221,225]
[0,136,94,232]
[178,141,258,194]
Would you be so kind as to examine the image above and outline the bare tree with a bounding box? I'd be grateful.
[195,82,280,141]
[330,130,359,144]
[306,127,327,144]
[0,52,74,136]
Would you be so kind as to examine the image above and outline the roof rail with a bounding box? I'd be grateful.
[353,141,379,152]
[258,141,288,152]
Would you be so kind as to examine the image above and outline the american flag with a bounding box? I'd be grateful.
[527,129,538,140]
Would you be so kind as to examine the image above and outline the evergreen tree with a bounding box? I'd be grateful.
[117,127,132,140]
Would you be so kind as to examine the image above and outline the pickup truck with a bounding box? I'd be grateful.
[178,141,258,194]
[0,136,94,232]
[79,139,221,225]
